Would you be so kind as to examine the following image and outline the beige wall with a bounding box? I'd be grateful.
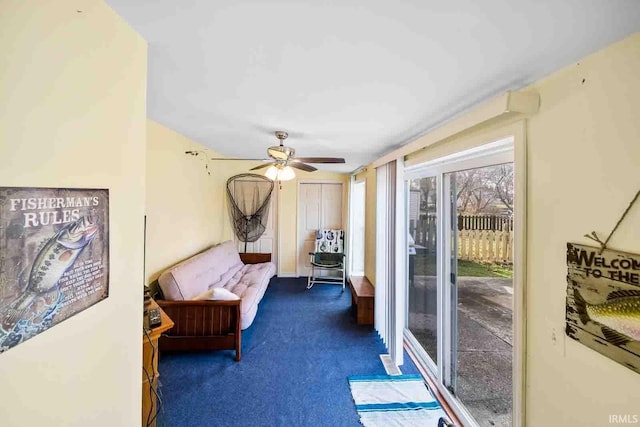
[525,34,640,426]
[0,1,147,426]
[362,33,640,425]
[146,120,349,279]
[146,120,239,282]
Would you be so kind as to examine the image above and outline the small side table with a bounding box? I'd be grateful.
[142,299,174,427]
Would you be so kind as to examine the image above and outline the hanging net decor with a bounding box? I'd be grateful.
[226,174,275,252]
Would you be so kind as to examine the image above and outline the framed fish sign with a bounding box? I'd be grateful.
[566,243,640,374]
[0,187,109,353]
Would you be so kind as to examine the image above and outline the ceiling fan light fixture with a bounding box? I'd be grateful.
[265,165,279,180]
[265,165,296,181]
[279,166,295,181]
[268,145,294,160]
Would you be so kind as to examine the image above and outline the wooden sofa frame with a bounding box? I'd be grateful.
[156,253,272,362]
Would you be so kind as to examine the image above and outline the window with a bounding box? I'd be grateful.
[349,180,366,276]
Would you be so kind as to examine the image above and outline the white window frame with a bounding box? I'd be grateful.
[375,165,389,343]
[348,177,366,277]
[402,122,526,427]
[394,158,406,365]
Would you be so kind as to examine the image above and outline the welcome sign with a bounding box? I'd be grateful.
[566,243,640,374]
[0,187,109,353]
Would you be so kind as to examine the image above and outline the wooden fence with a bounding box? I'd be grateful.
[410,215,513,264]
[457,214,513,231]
[458,229,513,263]
[411,217,437,254]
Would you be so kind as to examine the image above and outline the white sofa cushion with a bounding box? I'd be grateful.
[157,240,276,329]
[158,240,243,301]
[226,262,276,329]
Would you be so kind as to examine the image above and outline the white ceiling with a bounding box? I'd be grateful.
[106,0,640,173]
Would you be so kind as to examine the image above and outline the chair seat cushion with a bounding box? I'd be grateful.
[311,261,343,268]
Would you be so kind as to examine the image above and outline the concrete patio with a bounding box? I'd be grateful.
[408,275,513,427]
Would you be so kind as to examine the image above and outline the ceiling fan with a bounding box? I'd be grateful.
[206,131,345,181]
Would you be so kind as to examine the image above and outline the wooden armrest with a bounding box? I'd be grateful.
[156,299,241,339]
[156,299,240,308]
[156,298,242,361]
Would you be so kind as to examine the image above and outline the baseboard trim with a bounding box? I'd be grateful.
[277,273,299,278]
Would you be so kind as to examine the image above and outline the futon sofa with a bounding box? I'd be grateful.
[156,240,276,361]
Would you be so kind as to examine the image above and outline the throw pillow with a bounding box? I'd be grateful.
[193,287,240,301]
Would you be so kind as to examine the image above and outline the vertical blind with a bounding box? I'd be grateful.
[375,160,405,365]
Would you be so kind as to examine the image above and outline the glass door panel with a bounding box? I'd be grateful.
[446,164,514,427]
[406,176,439,366]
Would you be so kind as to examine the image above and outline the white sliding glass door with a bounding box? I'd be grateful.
[405,138,516,427]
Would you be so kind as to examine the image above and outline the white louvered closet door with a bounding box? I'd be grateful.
[297,182,343,277]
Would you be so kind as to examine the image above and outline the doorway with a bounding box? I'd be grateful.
[297,182,344,277]
[405,137,517,427]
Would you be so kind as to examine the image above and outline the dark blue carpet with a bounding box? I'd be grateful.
[157,277,419,427]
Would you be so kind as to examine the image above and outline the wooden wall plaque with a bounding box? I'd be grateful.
[566,243,640,374]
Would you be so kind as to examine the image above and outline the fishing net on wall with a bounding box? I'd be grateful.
[226,174,274,252]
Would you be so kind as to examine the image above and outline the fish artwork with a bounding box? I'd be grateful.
[573,289,640,346]
[0,216,98,335]
[565,242,640,374]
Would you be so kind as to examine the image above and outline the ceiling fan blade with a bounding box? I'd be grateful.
[289,162,317,172]
[210,158,270,161]
[293,157,345,164]
[250,162,277,171]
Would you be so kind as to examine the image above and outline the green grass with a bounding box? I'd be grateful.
[412,255,512,278]
[457,260,513,278]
